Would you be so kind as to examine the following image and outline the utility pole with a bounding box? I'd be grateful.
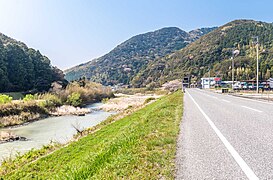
[232,49,235,91]
[231,48,240,91]
[253,36,259,93]
[208,68,210,89]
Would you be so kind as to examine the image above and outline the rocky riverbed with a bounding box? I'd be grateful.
[0,131,27,144]
[50,105,91,116]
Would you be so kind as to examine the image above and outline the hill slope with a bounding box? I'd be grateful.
[64,27,216,85]
[133,20,273,87]
[0,33,66,92]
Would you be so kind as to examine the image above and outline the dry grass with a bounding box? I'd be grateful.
[100,93,161,112]
[0,101,48,127]
[59,81,114,105]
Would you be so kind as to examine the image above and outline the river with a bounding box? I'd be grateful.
[0,103,115,161]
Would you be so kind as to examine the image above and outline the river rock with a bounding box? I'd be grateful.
[0,131,28,143]
[50,105,91,116]
[0,131,11,141]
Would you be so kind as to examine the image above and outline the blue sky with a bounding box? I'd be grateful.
[0,0,272,70]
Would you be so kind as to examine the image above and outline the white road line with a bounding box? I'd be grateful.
[231,95,273,105]
[186,90,259,180]
[222,99,231,103]
[241,106,263,113]
[205,94,218,99]
[195,88,273,106]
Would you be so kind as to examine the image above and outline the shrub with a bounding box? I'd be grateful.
[101,98,109,104]
[37,93,62,109]
[63,81,113,104]
[144,97,156,104]
[66,92,82,107]
[0,94,13,104]
[40,93,62,106]
[146,82,156,91]
[23,94,35,102]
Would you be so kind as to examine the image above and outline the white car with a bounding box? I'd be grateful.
[232,85,240,90]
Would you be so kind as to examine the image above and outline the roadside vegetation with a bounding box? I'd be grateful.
[0,80,113,128]
[1,91,183,179]
[115,87,168,95]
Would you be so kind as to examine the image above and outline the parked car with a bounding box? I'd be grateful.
[248,84,255,90]
[242,84,248,89]
[232,84,241,90]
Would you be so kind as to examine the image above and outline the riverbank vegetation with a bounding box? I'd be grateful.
[100,93,160,112]
[0,101,48,127]
[114,87,168,95]
[1,91,183,179]
[0,80,113,128]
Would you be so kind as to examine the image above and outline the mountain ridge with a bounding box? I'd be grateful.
[0,32,66,92]
[64,26,217,85]
[132,19,273,87]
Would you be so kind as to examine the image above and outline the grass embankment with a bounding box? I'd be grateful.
[1,91,183,179]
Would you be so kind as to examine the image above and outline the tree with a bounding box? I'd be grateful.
[265,69,271,80]
[0,36,66,93]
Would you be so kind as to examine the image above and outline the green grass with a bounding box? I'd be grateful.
[1,91,183,179]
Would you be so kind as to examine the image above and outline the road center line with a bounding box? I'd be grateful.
[241,106,263,113]
[186,90,259,180]
[222,99,231,103]
[205,94,218,99]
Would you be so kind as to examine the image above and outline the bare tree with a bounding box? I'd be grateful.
[71,121,84,136]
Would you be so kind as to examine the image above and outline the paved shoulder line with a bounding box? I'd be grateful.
[186,90,259,180]
[241,106,263,113]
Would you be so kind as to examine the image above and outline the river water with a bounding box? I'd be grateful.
[0,103,115,161]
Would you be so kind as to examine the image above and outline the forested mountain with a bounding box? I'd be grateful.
[133,20,273,87]
[64,27,216,85]
[0,33,66,92]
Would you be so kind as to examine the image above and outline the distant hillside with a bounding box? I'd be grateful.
[133,20,273,87]
[64,27,216,85]
[0,33,66,92]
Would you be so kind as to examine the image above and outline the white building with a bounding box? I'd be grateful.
[201,77,217,89]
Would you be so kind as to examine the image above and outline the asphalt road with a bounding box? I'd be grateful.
[176,88,273,180]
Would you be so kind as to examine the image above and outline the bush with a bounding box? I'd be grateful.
[101,98,109,104]
[146,82,156,91]
[40,94,62,106]
[66,92,82,107]
[38,93,62,109]
[62,81,113,104]
[23,94,35,102]
[0,94,13,104]
[144,97,156,104]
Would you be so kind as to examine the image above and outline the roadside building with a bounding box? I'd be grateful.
[182,76,191,91]
[201,77,221,89]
